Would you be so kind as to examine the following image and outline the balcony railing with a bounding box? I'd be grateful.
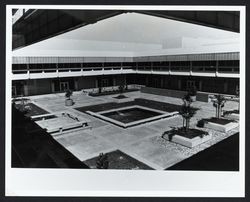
[12,65,239,80]
[12,67,135,80]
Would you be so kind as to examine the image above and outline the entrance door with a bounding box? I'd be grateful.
[101,79,109,87]
[60,81,69,92]
[186,80,196,90]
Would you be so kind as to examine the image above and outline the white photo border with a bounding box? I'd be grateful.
[5,5,246,197]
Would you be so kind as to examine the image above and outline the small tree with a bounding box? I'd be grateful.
[119,84,125,95]
[212,94,226,119]
[96,153,109,169]
[179,94,196,132]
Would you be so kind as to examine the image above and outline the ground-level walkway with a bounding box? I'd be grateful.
[25,91,239,170]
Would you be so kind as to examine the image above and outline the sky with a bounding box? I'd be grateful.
[13,12,240,57]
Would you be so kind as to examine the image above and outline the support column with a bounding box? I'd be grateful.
[178,79,182,90]
[199,80,202,91]
[224,81,228,93]
[216,60,219,76]
[23,84,28,96]
[95,78,98,88]
[146,76,149,86]
[74,78,78,90]
[51,81,55,93]
[190,61,192,75]
[160,77,164,88]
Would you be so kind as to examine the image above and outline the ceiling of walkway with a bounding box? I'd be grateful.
[12,9,240,50]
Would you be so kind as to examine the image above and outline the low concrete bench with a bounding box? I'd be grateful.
[48,121,91,134]
[164,132,212,148]
[31,113,56,121]
[204,121,238,133]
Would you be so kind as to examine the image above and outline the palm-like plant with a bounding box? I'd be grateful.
[212,94,226,119]
[179,94,196,132]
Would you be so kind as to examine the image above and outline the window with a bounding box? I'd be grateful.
[104,62,121,67]
[152,61,169,71]
[58,63,81,69]
[192,61,216,72]
[101,79,109,87]
[82,63,103,68]
[12,64,27,70]
[218,60,239,73]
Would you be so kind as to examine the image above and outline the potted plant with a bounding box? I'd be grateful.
[65,89,73,106]
[188,85,197,102]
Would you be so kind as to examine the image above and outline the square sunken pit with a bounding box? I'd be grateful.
[86,105,177,128]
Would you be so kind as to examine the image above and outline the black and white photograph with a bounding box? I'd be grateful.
[5,4,245,197]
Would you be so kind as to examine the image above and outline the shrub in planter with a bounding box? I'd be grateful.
[179,94,196,133]
[96,153,109,169]
[212,94,226,119]
[65,90,73,106]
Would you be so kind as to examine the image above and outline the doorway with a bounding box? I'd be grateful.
[101,79,109,87]
[186,80,196,90]
[60,81,69,92]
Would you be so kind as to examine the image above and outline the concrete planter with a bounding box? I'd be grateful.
[226,113,239,120]
[165,132,212,148]
[190,95,197,102]
[204,120,238,133]
[65,99,73,106]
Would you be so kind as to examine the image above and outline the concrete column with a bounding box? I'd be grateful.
[216,60,219,76]
[74,79,78,90]
[23,85,28,96]
[178,79,181,90]
[190,61,192,76]
[224,81,228,93]
[160,77,164,88]
[51,81,55,92]
[199,80,202,91]
[95,78,98,88]
[33,80,38,94]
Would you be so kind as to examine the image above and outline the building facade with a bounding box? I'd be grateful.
[12,52,239,97]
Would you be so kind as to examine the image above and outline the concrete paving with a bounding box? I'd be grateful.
[27,91,240,170]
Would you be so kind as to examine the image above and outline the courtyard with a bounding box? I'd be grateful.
[16,90,239,170]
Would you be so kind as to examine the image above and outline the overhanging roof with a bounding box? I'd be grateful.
[12,9,240,50]
[13,13,239,58]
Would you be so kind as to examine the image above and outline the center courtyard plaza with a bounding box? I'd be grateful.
[28,91,239,170]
